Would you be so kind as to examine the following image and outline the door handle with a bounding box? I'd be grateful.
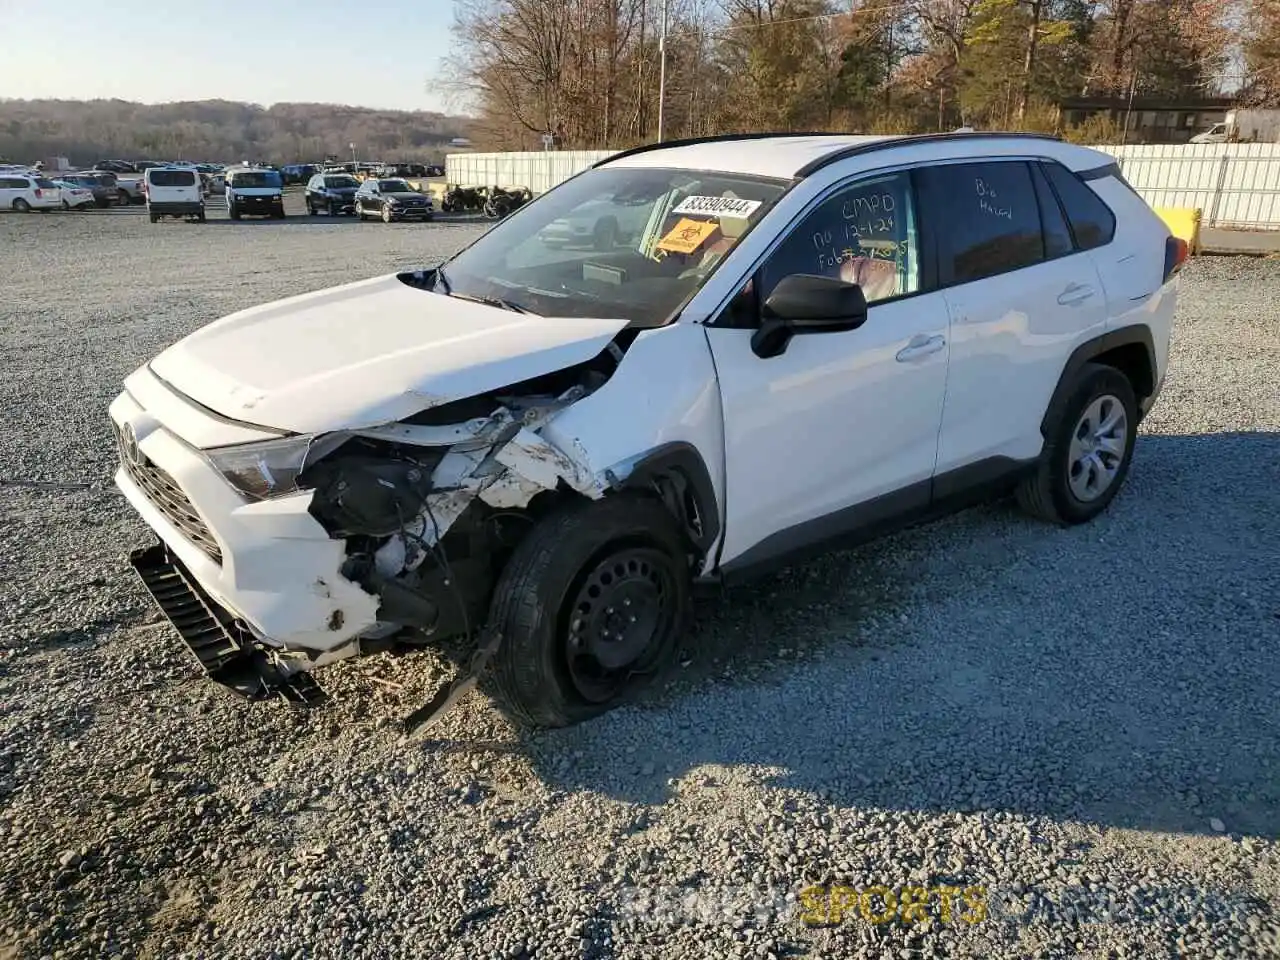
[895,334,946,363]
[1057,282,1096,306]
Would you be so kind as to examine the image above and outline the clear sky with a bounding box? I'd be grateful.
[0,0,462,113]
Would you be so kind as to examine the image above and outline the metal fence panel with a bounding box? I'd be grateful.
[1089,142,1280,230]
[449,145,1280,230]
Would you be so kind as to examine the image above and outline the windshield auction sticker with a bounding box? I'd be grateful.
[657,217,721,254]
[672,195,763,218]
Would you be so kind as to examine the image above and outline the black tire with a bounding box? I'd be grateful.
[62,200,70,211]
[1016,362,1138,526]
[13,198,30,212]
[381,204,393,224]
[229,203,241,221]
[306,199,315,215]
[149,211,159,223]
[328,200,338,216]
[197,207,206,223]
[116,189,129,206]
[482,495,691,728]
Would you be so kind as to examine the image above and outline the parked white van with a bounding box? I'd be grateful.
[144,167,206,223]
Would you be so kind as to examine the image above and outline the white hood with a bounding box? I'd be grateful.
[148,273,630,435]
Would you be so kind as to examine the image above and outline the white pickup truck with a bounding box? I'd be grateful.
[1191,108,1280,144]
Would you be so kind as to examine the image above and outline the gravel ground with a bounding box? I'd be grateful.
[1,205,1278,960]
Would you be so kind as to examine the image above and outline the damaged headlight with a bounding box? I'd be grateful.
[205,435,317,500]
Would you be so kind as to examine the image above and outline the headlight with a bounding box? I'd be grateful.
[205,435,316,500]
[387,198,400,206]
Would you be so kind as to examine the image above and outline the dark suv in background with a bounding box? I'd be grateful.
[305,172,360,215]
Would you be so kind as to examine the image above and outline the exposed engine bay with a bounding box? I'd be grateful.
[295,335,634,658]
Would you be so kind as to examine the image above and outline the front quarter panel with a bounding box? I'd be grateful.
[537,323,726,574]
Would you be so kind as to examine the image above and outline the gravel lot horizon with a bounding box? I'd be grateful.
[1,205,1278,959]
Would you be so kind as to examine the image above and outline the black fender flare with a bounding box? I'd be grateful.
[607,442,721,557]
[1040,324,1156,439]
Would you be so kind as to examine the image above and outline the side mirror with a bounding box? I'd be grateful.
[751,274,869,359]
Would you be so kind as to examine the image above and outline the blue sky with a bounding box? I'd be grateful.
[0,0,461,113]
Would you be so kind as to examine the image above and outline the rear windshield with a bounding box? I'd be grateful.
[35,178,58,189]
[324,176,358,188]
[149,170,197,187]
[231,171,282,188]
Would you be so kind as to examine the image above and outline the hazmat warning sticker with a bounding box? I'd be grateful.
[671,195,763,218]
[657,218,721,254]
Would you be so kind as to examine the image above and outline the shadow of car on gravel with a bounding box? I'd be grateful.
[428,431,1280,841]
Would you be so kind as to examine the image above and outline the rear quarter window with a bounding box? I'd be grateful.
[148,170,198,187]
[1040,161,1117,251]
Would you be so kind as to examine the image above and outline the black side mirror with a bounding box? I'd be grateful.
[751,274,869,359]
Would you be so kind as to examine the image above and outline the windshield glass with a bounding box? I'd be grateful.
[436,166,787,326]
[324,176,358,189]
[35,178,58,189]
[379,179,413,192]
[232,171,281,188]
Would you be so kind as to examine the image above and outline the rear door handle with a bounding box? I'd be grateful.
[1058,282,1096,306]
[896,334,946,363]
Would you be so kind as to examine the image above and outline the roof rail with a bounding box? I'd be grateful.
[592,132,850,168]
[793,130,1063,177]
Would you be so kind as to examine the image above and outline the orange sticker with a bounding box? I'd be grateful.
[657,217,720,254]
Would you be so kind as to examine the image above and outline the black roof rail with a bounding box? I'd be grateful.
[793,130,1064,177]
[591,132,851,168]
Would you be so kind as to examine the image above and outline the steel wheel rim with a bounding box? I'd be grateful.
[1067,394,1127,503]
[564,546,677,704]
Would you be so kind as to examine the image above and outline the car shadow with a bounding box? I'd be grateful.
[422,430,1280,840]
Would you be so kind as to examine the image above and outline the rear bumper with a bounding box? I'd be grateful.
[149,201,204,215]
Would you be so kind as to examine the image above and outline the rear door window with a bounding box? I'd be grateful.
[149,170,197,187]
[916,160,1046,285]
[1039,161,1117,251]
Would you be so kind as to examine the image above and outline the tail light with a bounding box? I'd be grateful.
[33,189,42,198]
[1164,236,1189,281]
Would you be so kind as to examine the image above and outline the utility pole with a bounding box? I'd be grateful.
[657,0,668,142]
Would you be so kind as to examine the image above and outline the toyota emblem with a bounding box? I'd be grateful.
[120,422,142,466]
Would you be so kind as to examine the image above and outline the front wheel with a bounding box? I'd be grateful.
[1016,362,1138,526]
[228,203,241,221]
[62,200,70,211]
[482,495,690,728]
[381,204,393,223]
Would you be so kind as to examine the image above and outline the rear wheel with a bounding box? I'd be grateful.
[1016,362,1138,525]
[116,189,129,206]
[12,198,30,212]
[482,495,690,728]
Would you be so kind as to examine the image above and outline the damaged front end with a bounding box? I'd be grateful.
[129,341,628,712]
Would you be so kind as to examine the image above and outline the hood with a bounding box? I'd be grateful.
[148,273,630,436]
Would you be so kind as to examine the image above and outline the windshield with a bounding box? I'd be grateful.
[232,171,282,188]
[435,166,787,326]
[324,176,358,189]
[379,179,413,192]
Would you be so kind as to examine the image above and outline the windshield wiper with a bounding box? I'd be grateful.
[450,293,536,315]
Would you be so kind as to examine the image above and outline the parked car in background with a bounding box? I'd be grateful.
[0,174,61,212]
[59,173,117,207]
[225,166,285,220]
[206,173,227,195]
[93,159,137,174]
[144,167,206,223]
[51,179,96,210]
[93,170,144,205]
[354,178,434,222]
[305,173,359,215]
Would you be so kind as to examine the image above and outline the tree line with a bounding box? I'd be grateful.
[0,99,472,166]
[444,0,1279,150]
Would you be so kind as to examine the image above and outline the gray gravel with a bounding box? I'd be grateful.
[1,205,1279,960]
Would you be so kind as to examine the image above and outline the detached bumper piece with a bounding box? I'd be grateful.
[129,542,327,707]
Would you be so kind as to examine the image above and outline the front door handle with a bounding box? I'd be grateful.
[1058,282,1096,306]
[896,334,946,363]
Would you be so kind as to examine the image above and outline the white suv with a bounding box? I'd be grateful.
[108,132,1182,726]
[0,173,62,212]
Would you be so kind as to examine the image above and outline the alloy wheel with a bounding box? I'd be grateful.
[1067,394,1128,503]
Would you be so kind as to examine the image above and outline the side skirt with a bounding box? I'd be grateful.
[707,456,1037,589]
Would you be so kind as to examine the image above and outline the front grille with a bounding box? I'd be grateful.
[115,423,222,564]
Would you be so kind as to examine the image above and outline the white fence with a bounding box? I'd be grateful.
[448,142,1280,231]
[1093,143,1280,231]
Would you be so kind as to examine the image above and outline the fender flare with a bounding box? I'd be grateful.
[1040,324,1156,439]
[607,442,721,557]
